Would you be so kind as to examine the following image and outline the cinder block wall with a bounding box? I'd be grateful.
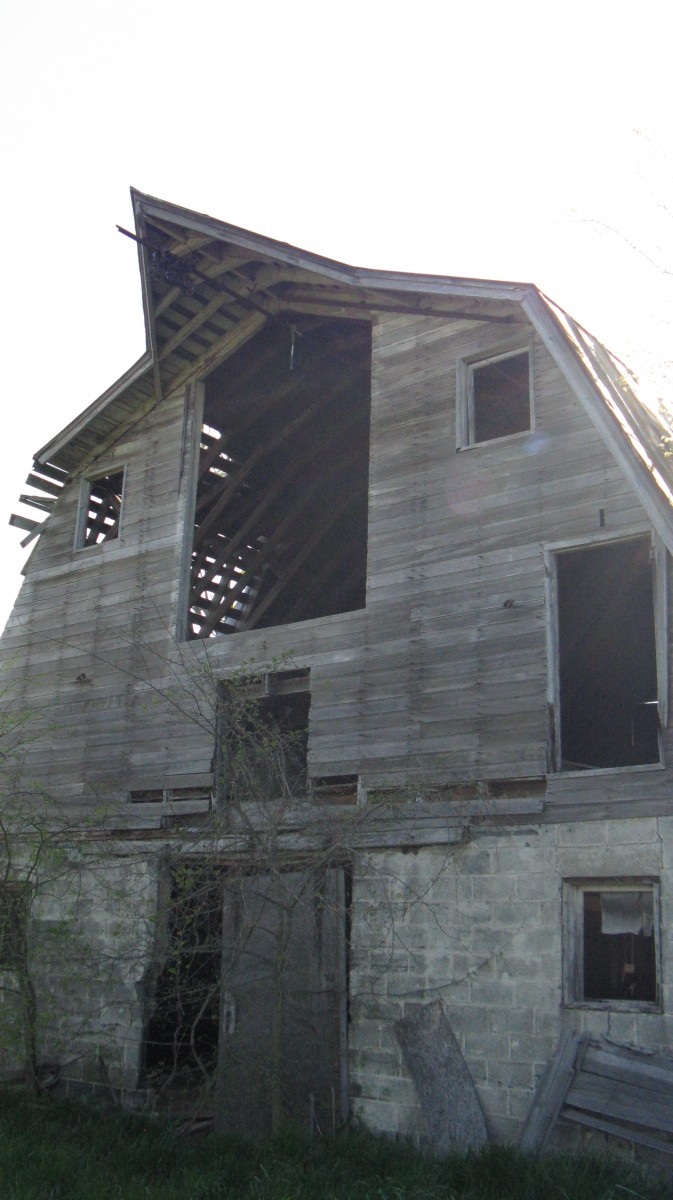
[0,851,158,1089]
[349,818,673,1142]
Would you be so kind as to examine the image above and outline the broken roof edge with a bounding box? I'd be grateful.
[523,291,673,556]
[32,190,539,472]
[28,192,673,562]
[130,188,535,302]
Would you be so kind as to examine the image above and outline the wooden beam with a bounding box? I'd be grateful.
[519,1031,585,1152]
[158,291,236,362]
[19,494,55,512]
[25,472,63,498]
[160,311,267,399]
[276,286,521,324]
[9,513,39,533]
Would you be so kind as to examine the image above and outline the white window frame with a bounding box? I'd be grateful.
[75,464,127,550]
[456,340,534,450]
[563,878,661,1011]
[544,528,667,775]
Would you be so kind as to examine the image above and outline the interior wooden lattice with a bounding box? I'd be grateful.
[82,471,124,546]
[188,317,371,637]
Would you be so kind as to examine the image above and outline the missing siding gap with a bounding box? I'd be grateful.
[128,787,212,805]
[312,775,359,805]
[599,508,606,528]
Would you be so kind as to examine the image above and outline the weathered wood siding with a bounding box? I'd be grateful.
[1,311,670,819]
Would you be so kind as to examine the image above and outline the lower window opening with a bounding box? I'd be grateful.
[565,881,659,1008]
[583,889,656,1003]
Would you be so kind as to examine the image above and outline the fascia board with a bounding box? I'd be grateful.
[34,352,153,466]
[523,290,673,557]
[132,189,160,373]
[132,190,531,303]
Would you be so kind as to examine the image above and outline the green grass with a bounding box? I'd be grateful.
[1,1090,672,1200]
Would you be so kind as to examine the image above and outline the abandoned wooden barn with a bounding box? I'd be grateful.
[2,190,673,1151]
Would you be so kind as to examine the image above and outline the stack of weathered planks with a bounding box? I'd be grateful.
[520,1030,673,1157]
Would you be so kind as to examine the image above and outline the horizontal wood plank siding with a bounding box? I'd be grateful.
[2,308,671,818]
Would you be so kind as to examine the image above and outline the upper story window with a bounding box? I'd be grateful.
[186,318,371,638]
[457,346,532,448]
[77,469,125,548]
[547,533,665,772]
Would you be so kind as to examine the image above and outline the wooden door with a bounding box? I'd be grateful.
[215,866,348,1136]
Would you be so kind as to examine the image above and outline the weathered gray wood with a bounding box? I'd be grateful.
[521,1036,673,1154]
[519,1030,584,1152]
[2,295,672,819]
[394,1000,488,1155]
[562,1110,673,1157]
[215,868,347,1136]
[565,1075,673,1135]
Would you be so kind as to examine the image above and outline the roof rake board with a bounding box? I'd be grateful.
[187,316,372,638]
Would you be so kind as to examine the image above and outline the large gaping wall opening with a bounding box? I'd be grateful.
[187,317,372,638]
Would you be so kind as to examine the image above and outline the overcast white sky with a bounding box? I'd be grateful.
[1,0,672,629]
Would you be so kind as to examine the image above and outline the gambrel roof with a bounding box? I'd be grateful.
[12,189,673,554]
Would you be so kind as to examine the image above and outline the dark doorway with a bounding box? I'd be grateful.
[144,865,224,1090]
[144,862,350,1135]
[556,536,659,770]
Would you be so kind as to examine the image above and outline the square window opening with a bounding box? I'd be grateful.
[465,349,531,445]
[552,535,660,771]
[79,470,125,547]
[565,881,659,1008]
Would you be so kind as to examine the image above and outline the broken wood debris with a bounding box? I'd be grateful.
[520,1032,673,1157]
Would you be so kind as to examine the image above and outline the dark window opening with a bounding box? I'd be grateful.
[582,889,657,1004]
[0,883,29,969]
[188,317,372,637]
[470,350,530,444]
[218,685,310,806]
[80,470,124,546]
[556,537,659,770]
